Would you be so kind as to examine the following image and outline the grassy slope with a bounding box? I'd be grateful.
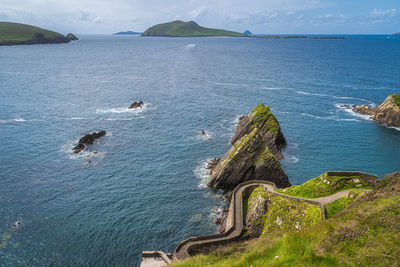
[142,20,245,37]
[246,187,322,238]
[0,22,67,43]
[172,172,400,267]
[276,172,372,198]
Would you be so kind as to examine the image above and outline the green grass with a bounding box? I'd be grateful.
[325,189,368,218]
[0,22,68,44]
[276,172,372,198]
[171,173,400,267]
[391,94,400,107]
[246,187,322,238]
[142,20,245,37]
[249,103,280,135]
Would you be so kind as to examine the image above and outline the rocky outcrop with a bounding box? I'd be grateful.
[207,104,290,190]
[73,131,106,154]
[245,187,269,237]
[353,94,400,127]
[129,101,144,109]
[66,33,79,41]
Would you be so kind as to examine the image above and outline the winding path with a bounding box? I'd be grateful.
[173,180,365,261]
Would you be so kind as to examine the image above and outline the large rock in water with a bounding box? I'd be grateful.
[207,104,291,190]
[73,131,106,154]
[353,94,400,127]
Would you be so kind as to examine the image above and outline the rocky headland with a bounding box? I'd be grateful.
[73,131,106,154]
[0,22,78,46]
[351,94,400,127]
[207,103,291,190]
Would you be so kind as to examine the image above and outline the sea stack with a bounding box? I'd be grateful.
[207,104,291,190]
[353,94,400,127]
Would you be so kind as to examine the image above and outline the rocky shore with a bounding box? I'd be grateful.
[351,94,400,127]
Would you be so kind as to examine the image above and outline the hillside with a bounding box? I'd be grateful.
[142,20,245,37]
[113,31,142,35]
[0,22,73,46]
[172,172,400,266]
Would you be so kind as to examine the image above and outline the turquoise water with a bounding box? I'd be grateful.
[0,35,399,266]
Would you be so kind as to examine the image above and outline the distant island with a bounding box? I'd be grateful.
[243,29,253,36]
[393,32,400,35]
[113,31,142,35]
[142,20,245,37]
[0,22,78,46]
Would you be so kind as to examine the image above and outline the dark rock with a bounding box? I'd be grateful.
[73,131,106,154]
[66,33,79,41]
[207,158,220,175]
[207,104,290,190]
[201,129,206,135]
[129,101,144,109]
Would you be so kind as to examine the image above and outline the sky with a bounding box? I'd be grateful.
[0,0,399,34]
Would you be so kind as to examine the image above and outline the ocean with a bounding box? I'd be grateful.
[0,34,399,266]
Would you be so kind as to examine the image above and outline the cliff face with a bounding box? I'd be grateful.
[207,104,290,190]
[353,94,400,127]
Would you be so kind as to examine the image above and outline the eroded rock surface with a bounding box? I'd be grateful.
[129,101,144,109]
[207,104,290,190]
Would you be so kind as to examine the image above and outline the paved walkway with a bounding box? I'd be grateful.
[174,180,367,261]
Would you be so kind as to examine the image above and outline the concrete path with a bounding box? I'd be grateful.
[174,180,368,261]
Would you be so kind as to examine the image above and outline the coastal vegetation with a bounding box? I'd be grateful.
[172,172,400,267]
[142,20,245,37]
[245,187,323,238]
[276,172,372,198]
[0,22,75,45]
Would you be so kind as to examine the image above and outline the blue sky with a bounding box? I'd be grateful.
[0,0,399,34]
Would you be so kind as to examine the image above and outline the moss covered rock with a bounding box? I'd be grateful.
[207,104,290,190]
[231,103,286,158]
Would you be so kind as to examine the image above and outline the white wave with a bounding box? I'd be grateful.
[260,87,285,90]
[198,131,212,141]
[0,118,27,123]
[104,118,134,121]
[297,91,375,105]
[194,159,212,188]
[186,43,196,48]
[301,112,361,122]
[62,117,89,120]
[96,103,151,115]
[212,82,249,87]
[283,154,299,164]
[386,125,400,131]
[335,104,374,121]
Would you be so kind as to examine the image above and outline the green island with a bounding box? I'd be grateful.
[142,20,245,37]
[172,172,400,267]
[0,22,78,46]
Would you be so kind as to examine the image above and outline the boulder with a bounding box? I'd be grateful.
[353,95,400,127]
[129,101,144,109]
[207,104,290,190]
[73,131,106,154]
[245,187,269,237]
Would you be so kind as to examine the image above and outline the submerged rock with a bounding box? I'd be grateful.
[73,131,106,154]
[207,104,290,190]
[353,94,400,127]
[129,101,144,109]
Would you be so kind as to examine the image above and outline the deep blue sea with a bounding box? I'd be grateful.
[0,34,399,266]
